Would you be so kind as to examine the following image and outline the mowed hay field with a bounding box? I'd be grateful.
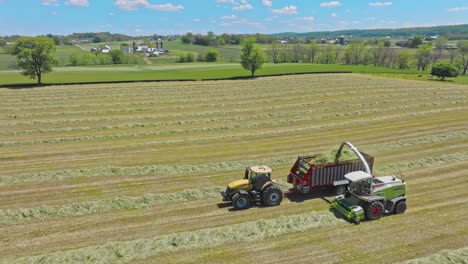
[0,74,467,263]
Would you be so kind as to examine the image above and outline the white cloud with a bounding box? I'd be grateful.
[221,14,237,19]
[331,12,337,17]
[262,0,272,7]
[216,0,236,4]
[272,5,297,15]
[65,0,90,7]
[320,1,341,8]
[221,22,233,27]
[193,18,200,22]
[233,4,252,11]
[147,3,184,11]
[298,16,314,21]
[369,2,392,7]
[448,6,468,12]
[114,0,184,12]
[41,0,59,6]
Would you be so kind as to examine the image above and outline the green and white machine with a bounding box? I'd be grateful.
[331,143,407,223]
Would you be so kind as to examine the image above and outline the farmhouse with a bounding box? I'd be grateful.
[101,45,110,53]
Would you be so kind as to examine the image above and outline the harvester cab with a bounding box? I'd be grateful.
[331,143,407,223]
[221,165,283,210]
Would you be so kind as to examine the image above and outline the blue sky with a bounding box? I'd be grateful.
[0,0,467,36]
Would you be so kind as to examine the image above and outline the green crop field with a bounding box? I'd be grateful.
[0,74,467,263]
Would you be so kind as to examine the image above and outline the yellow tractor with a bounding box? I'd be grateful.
[221,165,283,210]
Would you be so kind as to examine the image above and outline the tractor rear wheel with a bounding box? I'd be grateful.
[232,193,251,210]
[262,184,283,206]
[365,201,384,220]
[394,200,407,214]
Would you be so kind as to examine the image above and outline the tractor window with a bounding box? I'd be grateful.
[252,173,270,190]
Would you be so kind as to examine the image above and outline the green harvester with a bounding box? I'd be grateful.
[330,143,407,223]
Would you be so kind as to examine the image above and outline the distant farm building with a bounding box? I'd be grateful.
[395,40,409,47]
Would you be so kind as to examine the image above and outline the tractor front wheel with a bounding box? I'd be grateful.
[365,201,384,220]
[232,193,251,210]
[262,184,283,206]
[394,200,407,214]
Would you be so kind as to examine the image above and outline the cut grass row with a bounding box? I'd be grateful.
[1,149,468,226]
[2,102,466,146]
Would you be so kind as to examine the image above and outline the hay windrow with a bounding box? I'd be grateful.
[400,247,468,264]
[4,211,344,264]
[0,187,224,226]
[3,146,468,186]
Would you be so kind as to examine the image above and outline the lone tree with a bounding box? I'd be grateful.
[11,37,58,85]
[431,63,458,81]
[241,38,266,77]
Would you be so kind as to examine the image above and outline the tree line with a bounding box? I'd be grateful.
[266,39,468,75]
[180,32,276,46]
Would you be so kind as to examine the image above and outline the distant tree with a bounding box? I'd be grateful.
[0,38,6,53]
[185,53,195,62]
[292,43,305,63]
[457,41,468,75]
[431,63,458,80]
[196,52,205,62]
[345,42,366,65]
[269,41,280,63]
[279,43,291,63]
[11,37,58,85]
[415,44,433,71]
[320,45,336,64]
[52,36,61,45]
[181,32,194,44]
[109,49,125,64]
[383,40,391,47]
[194,34,210,46]
[205,50,218,62]
[143,39,152,48]
[92,36,102,43]
[408,36,423,48]
[216,36,226,46]
[240,38,266,77]
[448,49,458,65]
[305,42,319,63]
[431,37,448,65]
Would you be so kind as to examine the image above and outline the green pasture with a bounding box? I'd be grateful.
[2,63,467,86]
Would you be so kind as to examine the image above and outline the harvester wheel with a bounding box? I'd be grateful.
[335,185,346,196]
[232,193,251,210]
[394,201,407,214]
[262,184,283,206]
[365,201,384,220]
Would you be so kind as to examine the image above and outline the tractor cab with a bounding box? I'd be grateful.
[345,171,373,196]
[244,165,272,190]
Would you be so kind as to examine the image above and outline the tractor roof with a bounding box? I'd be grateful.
[345,171,372,182]
[249,165,272,174]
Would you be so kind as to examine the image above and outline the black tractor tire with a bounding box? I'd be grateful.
[335,185,347,196]
[232,193,251,210]
[365,201,384,220]
[262,184,283,206]
[394,200,407,214]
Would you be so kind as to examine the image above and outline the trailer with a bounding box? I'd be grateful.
[287,142,374,196]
